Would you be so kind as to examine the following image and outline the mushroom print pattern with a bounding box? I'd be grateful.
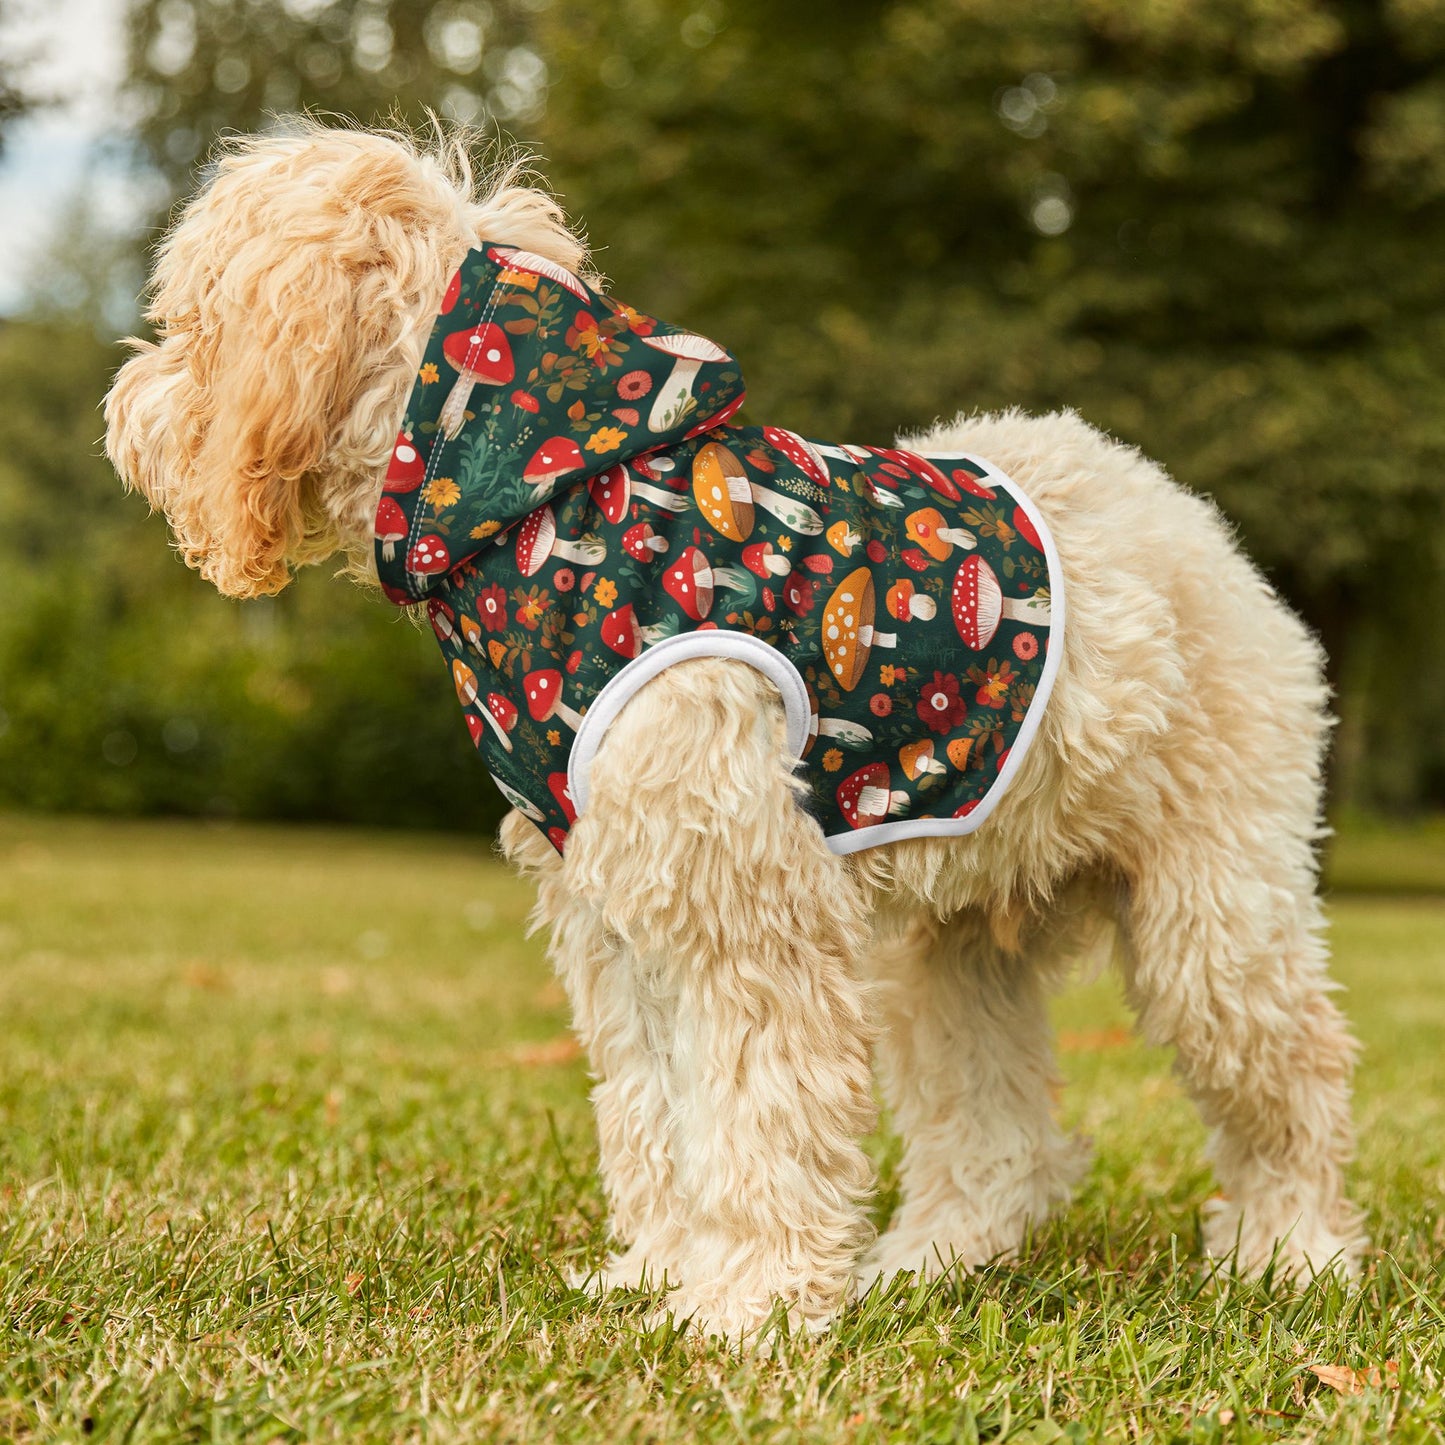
[375,244,1059,853]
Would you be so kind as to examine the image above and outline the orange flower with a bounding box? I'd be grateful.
[822,748,844,772]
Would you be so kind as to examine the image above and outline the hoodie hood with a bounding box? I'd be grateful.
[374,243,747,601]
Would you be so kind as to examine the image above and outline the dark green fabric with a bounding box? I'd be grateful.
[375,244,1056,852]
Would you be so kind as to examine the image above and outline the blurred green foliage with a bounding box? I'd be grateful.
[2,0,1443,825]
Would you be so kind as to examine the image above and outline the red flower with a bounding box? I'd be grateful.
[511,390,540,413]
[478,584,507,632]
[866,540,887,563]
[869,693,893,717]
[1012,631,1039,661]
[917,672,967,734]
[761,586,776,612]
[784,574,816,615]
[617,369,653,400]
[553,567,576,593]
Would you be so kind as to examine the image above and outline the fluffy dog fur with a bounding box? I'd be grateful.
[105,122,1365,1341]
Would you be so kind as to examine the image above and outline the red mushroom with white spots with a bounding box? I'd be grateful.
[488,245,590,301]
[662,545,715,621]
[515,505,607,577]
[523,437,587,490]
[867,447,961,502]
[639,331,730,431]
[407,535,451,577]
[763,426,830,488]
[622,521,669,561]
[951,555,1053,650]
[683,391,747,439]
[588,462,689,519]
[836,762,909,829]
[384,431,427,492]
[742,541,791,578]
[374,496,407,561]
[547,771,578,824]
[479,692,519,752]
[523,669,585,730]
[692,441,823,539]
[437,323,515,439]
[441,268,463,314]
[427,598,458,644]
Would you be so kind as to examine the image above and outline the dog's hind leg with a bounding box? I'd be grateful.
[562,658,878,1341]
[1119,833,1364,1280]
[860,906,1090,1288]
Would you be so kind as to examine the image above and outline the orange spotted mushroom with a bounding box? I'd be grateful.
[821,566,897,692]
[692,441,823,540]
[905,507,977,562]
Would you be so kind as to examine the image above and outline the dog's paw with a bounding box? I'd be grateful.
[645,1287,836,1350]
[570,1246,673,1296]
[856,1232,994,1296]
[1202,1196,1367,1283]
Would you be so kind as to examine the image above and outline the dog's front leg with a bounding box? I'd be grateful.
[563,659,878,1343]
[502,809,685,1289]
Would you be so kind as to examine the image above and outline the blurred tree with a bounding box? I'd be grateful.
[11,0,1436,824]
[0,0,36,152]
[123,0,547,193]
[536,0,1445,809]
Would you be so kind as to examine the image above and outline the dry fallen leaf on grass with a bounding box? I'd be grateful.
[1309,1362,1399,1395]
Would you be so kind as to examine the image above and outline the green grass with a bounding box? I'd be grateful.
[2,813,1444,1443]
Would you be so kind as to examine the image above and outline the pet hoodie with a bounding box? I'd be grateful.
[374,243,1063,855]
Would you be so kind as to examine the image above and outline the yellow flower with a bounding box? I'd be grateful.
[777,535,792,552]
[419,362,440,384]
[469,520,502,540]
[880,664,897,686]
[585,425,628,453]
[593,577,618,608]
[822,748,844,772]
[422,476,461,508]
[547,729,561,746]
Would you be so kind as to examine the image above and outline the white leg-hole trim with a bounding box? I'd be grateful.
[568,631,811,821]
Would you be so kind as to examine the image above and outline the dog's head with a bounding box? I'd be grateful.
[105,121,587,598]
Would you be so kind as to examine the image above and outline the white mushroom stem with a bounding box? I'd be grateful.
[940,526,977,551]
[907,595,937,621]
[818,717,873,745]
[547,699,585,731]
[813,444,858,463]
[755,486,823,533]
[1004,593,1052,625]
[711,566,755,593]
[857,786,909,820]
[917,755,947,776]
[632,480,689,512]
[481,711,514,753]
[552,535,608,566]
[438,376,475,440]
[864,481,904,510]
[858,625,897,649]
[719,469,823,535]
[648,359,707,431]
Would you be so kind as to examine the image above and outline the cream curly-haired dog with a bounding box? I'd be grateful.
[105,123,1364,1341]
